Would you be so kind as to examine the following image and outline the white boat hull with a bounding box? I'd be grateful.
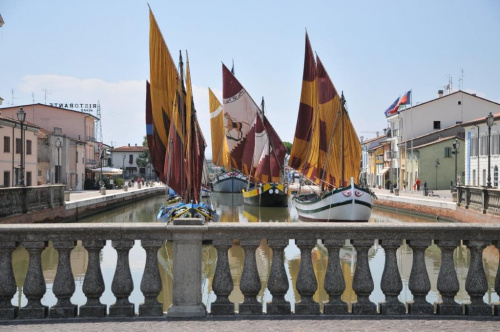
[293,179,373,222]
[212,172,247,193]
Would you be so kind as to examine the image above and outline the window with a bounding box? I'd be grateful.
[16,138,21,154]
[3,171,9,187]
[27,172,32,186]
[483,169,486,186]
[3,136,10,153]
[495,166,499,188]
[473,170,476,186]
[129,154,133,164]
[493,134,500,155]
[26,140,32,155]
[76,151,79,163]
[444,147,452,158]
[470,137,478,157]
[480,135,489,156]
[433,121,441,130]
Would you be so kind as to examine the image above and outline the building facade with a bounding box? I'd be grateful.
[110,144,149,179]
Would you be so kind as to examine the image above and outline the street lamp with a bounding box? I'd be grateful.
[122,154,126,182]
[55,138,62,183]
[17,108,26,186]
[452,138,460,191]
[486,112,494,188]
[389,150,394,193]
[435,158,440,190]
[100,149,105,190]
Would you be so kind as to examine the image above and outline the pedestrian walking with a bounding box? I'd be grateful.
[416,178,421,191]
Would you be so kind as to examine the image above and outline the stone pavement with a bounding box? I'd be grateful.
[1,317,498,332]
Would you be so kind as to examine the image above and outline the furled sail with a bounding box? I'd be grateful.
[209,88,231,170]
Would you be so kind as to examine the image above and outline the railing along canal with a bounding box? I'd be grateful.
[1,222,500,320]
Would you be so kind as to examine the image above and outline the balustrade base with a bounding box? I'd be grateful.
[379,302,406,315]
[239,303,263,315]
[407,302,434,315]
[139,303,164,317]
[324,302,348,315]
[0,307,18,320]
[465,304,493,316]
[49,305,77,318]
[267,302,291,315]
[79,304,107,318]
[211,303,235,315]
[167,305,206,317]
[19,306,48,319]
[295,302,320,315]
[436,303,462,315]
[495,304,500,316]
[109,303,135,317]
[352,302,377,315]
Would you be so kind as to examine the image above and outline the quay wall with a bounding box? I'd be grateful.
[0,186,164,224]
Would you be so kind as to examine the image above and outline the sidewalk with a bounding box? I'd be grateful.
[66,182,165,203]
[371,186,455,202]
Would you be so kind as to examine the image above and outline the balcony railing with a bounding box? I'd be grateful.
[0,222,499,320]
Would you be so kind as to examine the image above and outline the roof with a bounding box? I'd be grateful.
[460,112,500,127]
[111,146,148,152]
[411,136,462,150]
[0,103,99,120]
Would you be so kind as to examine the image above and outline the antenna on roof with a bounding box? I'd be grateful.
[10,89,18,106]
[459,69,464,90]
[42,88,52,104]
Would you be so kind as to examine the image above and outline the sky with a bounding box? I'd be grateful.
[1,0,499,159]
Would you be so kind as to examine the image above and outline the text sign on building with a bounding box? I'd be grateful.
[49,103,97,114]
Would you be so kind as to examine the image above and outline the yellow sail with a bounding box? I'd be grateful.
[209,88,231,170]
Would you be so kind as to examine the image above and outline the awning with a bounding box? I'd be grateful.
[89,167,123,175]
[379,167,390,175]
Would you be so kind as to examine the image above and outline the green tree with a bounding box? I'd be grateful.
[283,141,292,156]
[136,136,150,169]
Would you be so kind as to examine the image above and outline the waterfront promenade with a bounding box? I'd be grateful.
[2,186,498,331]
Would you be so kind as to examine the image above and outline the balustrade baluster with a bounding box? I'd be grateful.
[435,240,462,315]
[139,240,164,316]
[80,240,106,318]
[110,240,135,317]
[295,239,319,315]
[407,239,433,315]
[267,239,290,315]
[379,239,406,315]
[0,242,19,319]
[323,239,348,315]
[19,241,48,319]
[495,241,500,316]
[50,241,77,318]
[239,239,262,315]
[211,240,234,315]
[351,239,377,315]
[464,240,491,316]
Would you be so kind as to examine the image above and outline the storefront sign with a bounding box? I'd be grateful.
[49,103,97,113]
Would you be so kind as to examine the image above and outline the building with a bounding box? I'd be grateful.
[385,90,500,190]
[110,144,149,179]
[462,113,500,188]
[0,113,38,187]
[0,103,100,190]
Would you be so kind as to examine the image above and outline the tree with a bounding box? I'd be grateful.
[135,136,151,170]
[283,141,292,157]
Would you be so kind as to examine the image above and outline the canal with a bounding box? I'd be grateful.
[10,193,500,313]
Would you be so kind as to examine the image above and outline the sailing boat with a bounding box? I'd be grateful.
[208,88,247,193]
[222,64,288,207]
[289,33,373,222]
[147,8,217,223]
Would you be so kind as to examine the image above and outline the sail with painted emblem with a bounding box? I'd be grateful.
[222,64,285,183]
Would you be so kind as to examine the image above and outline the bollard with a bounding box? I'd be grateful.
[101,186,106,195]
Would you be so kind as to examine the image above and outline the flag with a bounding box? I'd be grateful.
[399,90,411,106]
[384,97,400,117]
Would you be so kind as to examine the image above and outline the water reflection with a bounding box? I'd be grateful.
[10,193,500,312]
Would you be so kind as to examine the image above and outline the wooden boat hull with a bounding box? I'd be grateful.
[243,183,289,207]
[293,181,372,222]
[211,172,247,193]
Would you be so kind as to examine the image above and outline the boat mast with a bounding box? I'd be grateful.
[340,92,345,188]
[262,97,272,182]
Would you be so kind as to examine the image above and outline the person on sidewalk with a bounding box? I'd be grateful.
[416,178,421,191]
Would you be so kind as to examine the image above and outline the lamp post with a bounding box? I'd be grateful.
[122,154,126,182]
[55,138,62,183]
[389,150,394,193]
[100,149,105,189]
[435,158,440,190]
[17,108,26,186]
[486,112,494,188]
[452,138,460,191]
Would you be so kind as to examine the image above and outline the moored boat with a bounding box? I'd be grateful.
[289,33,374,222]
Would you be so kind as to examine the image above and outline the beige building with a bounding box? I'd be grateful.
[0,113,38,187]
[0,104,99,190]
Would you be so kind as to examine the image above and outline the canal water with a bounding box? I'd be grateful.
[11,193,500,313]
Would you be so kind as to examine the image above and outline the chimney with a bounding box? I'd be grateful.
[135,143,137,146]
[128,143,130,147]
[438,90,444,98]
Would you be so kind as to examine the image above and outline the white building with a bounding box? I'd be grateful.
[110,144,149,179]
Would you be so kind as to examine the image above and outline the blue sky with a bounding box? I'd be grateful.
[1,0,499,158]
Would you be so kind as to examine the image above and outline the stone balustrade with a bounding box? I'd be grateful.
[0,185,64,219]
[457,186,500,215]
[1,222,500,321]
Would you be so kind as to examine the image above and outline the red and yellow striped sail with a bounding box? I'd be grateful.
[209,88,231,170]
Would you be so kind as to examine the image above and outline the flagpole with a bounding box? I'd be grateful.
[410,89,414,192]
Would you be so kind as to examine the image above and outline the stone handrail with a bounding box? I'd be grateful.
[1,222,500,320]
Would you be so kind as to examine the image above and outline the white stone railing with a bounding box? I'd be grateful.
[1,222,500,321]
